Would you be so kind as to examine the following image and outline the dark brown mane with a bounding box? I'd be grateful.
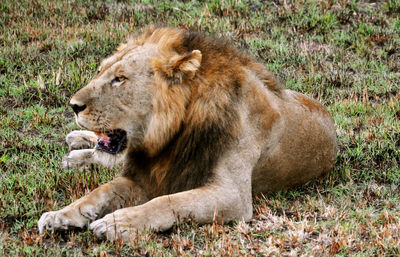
[126,104,239,197]
[123,28,279,198]
[179,30,281,93]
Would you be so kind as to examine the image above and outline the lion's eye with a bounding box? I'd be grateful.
[111,76,126,85]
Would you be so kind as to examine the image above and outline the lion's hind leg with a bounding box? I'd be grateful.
[38,177,148,234]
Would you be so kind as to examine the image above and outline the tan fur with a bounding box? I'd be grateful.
[38,27,337,242]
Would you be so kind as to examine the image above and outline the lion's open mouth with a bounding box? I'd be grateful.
[95,129,127,154]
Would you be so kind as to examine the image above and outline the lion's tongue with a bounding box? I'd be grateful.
[95,132,110,148]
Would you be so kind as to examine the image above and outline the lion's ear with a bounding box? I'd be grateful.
[153,50,202,81]
[174,50,202,79]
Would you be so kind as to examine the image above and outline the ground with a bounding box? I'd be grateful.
[0,0,399,256]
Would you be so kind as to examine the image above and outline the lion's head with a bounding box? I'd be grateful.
[70,26,279,196]
[70,27,203,155]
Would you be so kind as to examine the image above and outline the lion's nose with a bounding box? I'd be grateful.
[70,103,87,114]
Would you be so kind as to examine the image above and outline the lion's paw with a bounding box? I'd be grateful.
[38,204,101,234]
[89,210,141,242]
[38,210,84,234]
[66,130,97,150]
[62,149,95,169]
[89,218,110,239]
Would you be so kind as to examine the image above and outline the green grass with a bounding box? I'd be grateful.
[1,0,399,256]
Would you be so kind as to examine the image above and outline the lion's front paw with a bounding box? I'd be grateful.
[62,149,95,169]
[38,210,85,234]
[38,204,100,234]
[89,209,143,242]
[66,130,98,150]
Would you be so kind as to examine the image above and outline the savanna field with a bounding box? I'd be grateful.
[0,0,399,256]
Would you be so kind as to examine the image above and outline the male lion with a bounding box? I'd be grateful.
[38,27,337,241]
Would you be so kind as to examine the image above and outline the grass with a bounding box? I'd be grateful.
[0,0,399,256]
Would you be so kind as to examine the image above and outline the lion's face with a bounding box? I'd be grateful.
[70,44,157,154]
[70,27,204,156]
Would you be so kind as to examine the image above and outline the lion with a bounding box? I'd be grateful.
[38,27,337,241]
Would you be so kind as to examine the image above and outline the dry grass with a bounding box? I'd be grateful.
[1,0,399,256]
